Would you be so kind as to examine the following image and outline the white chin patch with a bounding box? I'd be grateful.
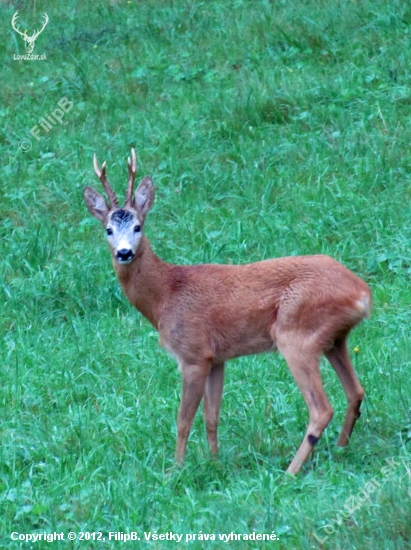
[116,257,133,264]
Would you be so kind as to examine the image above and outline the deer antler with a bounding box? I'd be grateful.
[125,148,137,207]
[11,11,26,38]
[93,154,118,209]
[31,13,49,40]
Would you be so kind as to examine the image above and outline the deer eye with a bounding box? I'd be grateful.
[106,228,113,236]
[134,225,141,233]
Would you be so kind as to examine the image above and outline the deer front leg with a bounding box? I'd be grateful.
[203,361,225,455]
[175,361,211,463]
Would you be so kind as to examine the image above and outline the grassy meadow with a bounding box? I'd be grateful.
[1,0,411,547]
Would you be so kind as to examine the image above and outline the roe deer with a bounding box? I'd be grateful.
[83,149,371,474]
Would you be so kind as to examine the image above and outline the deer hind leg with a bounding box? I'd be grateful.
[325,338,364,447]
[175,361,211,464]
[203,361,225,455]
[276,334,334,475]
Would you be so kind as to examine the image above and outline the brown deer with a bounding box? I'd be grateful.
[83,149,371,474]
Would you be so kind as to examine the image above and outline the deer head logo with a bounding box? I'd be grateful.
[11,11,49,54]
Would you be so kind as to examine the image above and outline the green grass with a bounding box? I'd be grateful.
[1,0,411,548]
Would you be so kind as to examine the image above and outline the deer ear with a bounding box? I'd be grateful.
[83,186,109,223]
[133,177,154,223]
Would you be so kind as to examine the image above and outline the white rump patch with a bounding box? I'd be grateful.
[355,292,371,318]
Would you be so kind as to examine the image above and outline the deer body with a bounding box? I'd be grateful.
[84,150,371,474]
[116,239,368,364]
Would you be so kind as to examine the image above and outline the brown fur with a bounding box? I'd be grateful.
[84,152,372,474]
[113,237,371,474]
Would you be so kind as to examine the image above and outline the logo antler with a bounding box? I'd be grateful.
[11,11,48,54]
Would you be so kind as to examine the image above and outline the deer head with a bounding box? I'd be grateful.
[11,11,49,54]
[84,149,154,264]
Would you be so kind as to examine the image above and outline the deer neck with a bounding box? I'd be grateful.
[113,235,171,329]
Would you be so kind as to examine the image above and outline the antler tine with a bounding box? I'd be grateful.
[11,11,25,37]
[30,13,49,39]
[38,13,49,33]
[93,153,118,208]
[125,148,137,207]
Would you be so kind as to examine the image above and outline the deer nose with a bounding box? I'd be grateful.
[116,248,134,263]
